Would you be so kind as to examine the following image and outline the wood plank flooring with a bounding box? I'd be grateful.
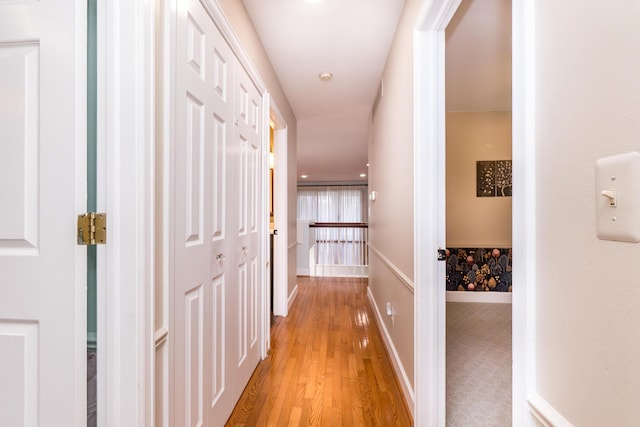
[225,276,413,426]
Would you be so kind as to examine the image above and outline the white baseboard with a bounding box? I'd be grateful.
[288,284,299,311]
[446,290,512,304]
[367,288,415,418]
[296,268,310,276]
[527,393,574,427]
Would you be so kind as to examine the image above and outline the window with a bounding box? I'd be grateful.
[297,186,368,274]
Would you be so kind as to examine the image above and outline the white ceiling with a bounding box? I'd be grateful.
[242,0,511,183]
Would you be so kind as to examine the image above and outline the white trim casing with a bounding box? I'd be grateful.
[74,1,89,423]
[98,0,155,425]
[156,1,175,425]
[512,0,537,425]
[163,1,179,425]
[96,4,108,424]
[367,288,415,418]
[271,101,290,317]
[261,94,271,358]
[414,1,461,425]
[141,2,157,425]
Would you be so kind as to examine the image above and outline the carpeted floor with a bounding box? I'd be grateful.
[446,302,512,426]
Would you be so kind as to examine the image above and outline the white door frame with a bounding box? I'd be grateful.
[270,100,290,318]
[510,1,537,424]
[413,0,537,425]
[97,0,156,425]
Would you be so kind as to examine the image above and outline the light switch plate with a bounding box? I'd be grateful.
[595,152,640,242]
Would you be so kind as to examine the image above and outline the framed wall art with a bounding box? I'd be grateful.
[477,160,512,197]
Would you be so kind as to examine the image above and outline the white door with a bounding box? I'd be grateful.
[174,0,234,424]
[0,0,86,426]
[232,61,262,398]
[173,1,263,425]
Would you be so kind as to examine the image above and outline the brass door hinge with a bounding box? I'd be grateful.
[77,213,107,245]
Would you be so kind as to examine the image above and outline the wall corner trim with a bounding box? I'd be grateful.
[527,393,574,427]
[367,287,415,418]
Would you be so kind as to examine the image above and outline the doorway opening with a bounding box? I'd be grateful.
[269,122,275,321]
[414,0,534,425]
[269,103,289,320]
[443,0,513,424]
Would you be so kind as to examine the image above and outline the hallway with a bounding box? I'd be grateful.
[225,277,413,426]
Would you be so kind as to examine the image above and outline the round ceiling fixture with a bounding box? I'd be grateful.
[318,71,333,81]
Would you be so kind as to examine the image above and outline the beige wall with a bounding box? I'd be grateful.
[217,0,299,297]
[535,1,640,424]
[446,112,512,247]
[368,0,423,391]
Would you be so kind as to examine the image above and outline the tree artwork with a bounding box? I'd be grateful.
[476,160,512,197]
[495,160,512,196]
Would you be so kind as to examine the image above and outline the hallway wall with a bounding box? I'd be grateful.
[534,1,640,424]
[217,0,299,297]
[368,0,423,398]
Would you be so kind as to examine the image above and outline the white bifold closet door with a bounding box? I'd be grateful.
[173,0,263,425]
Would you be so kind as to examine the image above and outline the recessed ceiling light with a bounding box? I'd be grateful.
[360,173,366,178]
[318,71,333,81]
[366,163,370,167]
[301,175,309,179]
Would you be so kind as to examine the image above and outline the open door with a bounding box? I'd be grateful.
[0,0,87,425]
[444,1,513,424]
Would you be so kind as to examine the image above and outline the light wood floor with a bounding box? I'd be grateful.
[225,276,413,426]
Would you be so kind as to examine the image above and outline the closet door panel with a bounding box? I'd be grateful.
[172,2,263,426]
[233,61,262,397]
[174,0,236,425]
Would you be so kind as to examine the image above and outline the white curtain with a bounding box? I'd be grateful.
[297,185,368,222]
[297,186,368,268]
